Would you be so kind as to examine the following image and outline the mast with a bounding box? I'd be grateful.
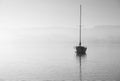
[79,5,82,46]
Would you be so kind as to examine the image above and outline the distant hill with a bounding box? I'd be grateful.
[83,25,120,44]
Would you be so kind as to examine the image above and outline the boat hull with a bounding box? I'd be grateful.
[76,46,87,54]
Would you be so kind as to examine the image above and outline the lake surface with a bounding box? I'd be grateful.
[0,41,120,81]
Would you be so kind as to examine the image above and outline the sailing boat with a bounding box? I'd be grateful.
[76,5,87,54]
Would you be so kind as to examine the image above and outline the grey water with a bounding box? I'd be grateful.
[0,41,120,81]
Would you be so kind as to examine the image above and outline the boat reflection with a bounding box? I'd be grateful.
[76,53,87,81]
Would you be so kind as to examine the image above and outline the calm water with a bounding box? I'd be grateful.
[0,42,120,81]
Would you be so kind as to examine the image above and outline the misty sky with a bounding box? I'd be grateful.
[0,0,120,28]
